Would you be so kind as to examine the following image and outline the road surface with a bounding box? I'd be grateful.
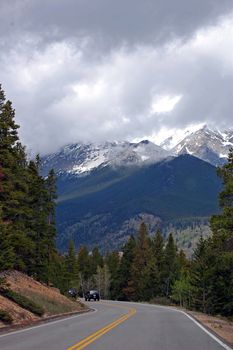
[0,300,231,350]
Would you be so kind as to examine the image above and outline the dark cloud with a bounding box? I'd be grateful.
[1,0,233,48]
[0,1,233,154]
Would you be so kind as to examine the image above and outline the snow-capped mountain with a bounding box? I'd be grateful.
[42,125,233,177]
[160,129,194,150]
[42,140,170,176]
[161,126,233,166]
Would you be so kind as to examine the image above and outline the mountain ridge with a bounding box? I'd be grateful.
[56,154,221,252]
[40,125,232,252]
[42,126,233,177]
[169,125,233,166]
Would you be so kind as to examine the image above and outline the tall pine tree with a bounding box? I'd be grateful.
[130,223,154,301]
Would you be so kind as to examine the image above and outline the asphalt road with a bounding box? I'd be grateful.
[0,300,231,350]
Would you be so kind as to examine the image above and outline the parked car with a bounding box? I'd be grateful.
[85,290,100,301]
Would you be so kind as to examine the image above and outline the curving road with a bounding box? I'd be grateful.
[0,300,231,350]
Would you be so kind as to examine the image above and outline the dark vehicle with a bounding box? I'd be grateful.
[85,290,100,301]
[68,288,78,299]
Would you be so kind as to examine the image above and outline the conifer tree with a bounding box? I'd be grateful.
[77,246,91,293]
[0,85,33,271]
[163,233,178,297]
[208,148,233,316]
[0,86,20,222]
[44,169,57,282]
[0,84,60,287]
[152,229,165,296]
[211,148,233,237]
[190,236,210,313]
[90,247,104,275]
[130,222,154,301]
[116,236,136,300]
[106,251,120,299]
[65,240,79,289]
[26,159,49,279]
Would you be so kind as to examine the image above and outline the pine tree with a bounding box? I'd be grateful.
[211,148,233,237]
[130,222,154,301]
[152,229,165,296]
[26,159,48,279]
[116,236,136,300]
[208,149,233,316]
[77,246,91,294]
[0,85,60,288]
[163,233,178,297]
[65,240,79,289]
[44,169,57,283]
[190,236,211,313]
[106,251,120,299]
[0,87,20,222]
[0,85,33,271]
[90,247,104,275]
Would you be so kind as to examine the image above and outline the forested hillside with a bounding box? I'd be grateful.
[0,84,58,283]
[0,84,232,319]
[0,85,81,292]
[56,155,221,251]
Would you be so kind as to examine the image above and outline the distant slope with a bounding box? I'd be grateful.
[56,155,221,251]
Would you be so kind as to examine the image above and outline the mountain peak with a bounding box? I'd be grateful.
[42,139,170,176]
[42,125,233,176]
[171,126,232,166]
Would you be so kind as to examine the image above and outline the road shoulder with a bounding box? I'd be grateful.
[186,310,233,348]
[0,307,93,336]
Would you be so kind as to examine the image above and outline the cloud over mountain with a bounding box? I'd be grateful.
[0,1,233,154]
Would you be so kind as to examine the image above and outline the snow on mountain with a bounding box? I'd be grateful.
[42,140,170,176]
[42,126,233,176]
[160,130,193,151]
[171,125,233,166]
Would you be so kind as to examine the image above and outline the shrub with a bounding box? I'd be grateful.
[0,289,44,316]
[150,296,172,306]
[0,310,13,324]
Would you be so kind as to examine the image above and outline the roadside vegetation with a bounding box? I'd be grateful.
[0,310,12,324]
[0,289,44,316]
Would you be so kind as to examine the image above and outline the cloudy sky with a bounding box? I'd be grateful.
[0,0,233,155]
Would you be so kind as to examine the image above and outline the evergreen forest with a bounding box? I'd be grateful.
[0,85,232,317]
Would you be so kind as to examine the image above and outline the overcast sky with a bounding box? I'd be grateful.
[0,0,233,155]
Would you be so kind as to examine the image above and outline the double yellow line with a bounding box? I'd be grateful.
[67,303,136,350]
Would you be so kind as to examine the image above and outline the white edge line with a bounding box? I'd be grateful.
[140,302,233,350]
[0,308,97,339]
[104,300,232,350]
[179,310,232,350]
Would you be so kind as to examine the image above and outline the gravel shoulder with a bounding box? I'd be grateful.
[187,310,233,347]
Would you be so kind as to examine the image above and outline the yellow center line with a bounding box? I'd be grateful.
[67,303,136,350]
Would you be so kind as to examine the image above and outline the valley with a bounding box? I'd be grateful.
[41,125,231,252]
